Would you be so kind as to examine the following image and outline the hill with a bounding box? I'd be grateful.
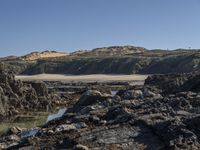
[1,46,200,75]
[21,50,68,61]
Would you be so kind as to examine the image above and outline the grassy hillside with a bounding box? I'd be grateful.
[1,46,200,75]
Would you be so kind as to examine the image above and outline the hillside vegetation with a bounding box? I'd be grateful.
[1,46,200,75]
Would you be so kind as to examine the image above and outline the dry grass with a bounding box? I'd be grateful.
[22,51,68,61]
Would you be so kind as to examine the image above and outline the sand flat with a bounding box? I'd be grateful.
[16,74,148,82]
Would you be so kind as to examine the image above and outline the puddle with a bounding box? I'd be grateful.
[21,128,39,138]
[0,112,48,134]
[111,91,118,96]
[0,108,68,135]
[47,108,67,122]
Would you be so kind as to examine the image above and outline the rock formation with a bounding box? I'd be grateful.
[1,72,200,149]
[0,63,60,120]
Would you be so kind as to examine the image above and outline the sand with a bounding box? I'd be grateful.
[15,74,148,82]
[22,51,68,61]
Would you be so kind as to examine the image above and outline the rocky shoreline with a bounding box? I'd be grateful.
[0,63,69,121]
[1,63,200,149]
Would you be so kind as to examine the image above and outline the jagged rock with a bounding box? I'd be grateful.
[145,73,200,95]
[21,128,39,138]
[153,120,199,149]
[25,81,48,97]
[0,64,61,119]
[83,90,102,96]
[55,124,76,132]
[168,97,191,111]
[5,127,22,135]
[117,90,143,99]
[55,123,86,132]
[0,87,7,118]
[105,106,131,124]
[6,134,20,142]
[71,90,109,112]
[89,115,100,124]
[3,72,200,149]
[73,144,89,150]
[145,74,190,94]
[143,88,157,97]
[79,105,103,115]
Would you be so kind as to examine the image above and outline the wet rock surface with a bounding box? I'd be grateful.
[2,72,200,149]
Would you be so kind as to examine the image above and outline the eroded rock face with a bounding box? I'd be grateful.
[144,73,200,95]
[26,81,48,97]
[70,90,110,113]
[0,87,7,118]
[116,89,143,99]
[0,63,59,120]
[144,74,190,94]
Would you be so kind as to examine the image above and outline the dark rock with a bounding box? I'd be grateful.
[71,90,109,112]
[181,74,200,93]
[105,106,131,124]
[117,90,143,99]
[5,127,22,136]
[144,74,190,94]
[25,81,48,97]
[3,71,200,149]
[73,144,89,150]
[153,120,199,149]
[89,115,100,124]
[0,63,62,120]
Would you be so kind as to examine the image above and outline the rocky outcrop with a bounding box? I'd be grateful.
[144,72,200,95]
[0,63,61,120]
[2,73,200,149]
[2,72,200,149]
[181,74,200,92]
[0,87,7,119]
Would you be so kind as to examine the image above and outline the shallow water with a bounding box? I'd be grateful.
[0,108,69,134]
[111,90,118,96]
[0,112,48,134]
[47,108,67,122]
[21,128,39,138]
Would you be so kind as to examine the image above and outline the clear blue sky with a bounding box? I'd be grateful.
[0,0,200,57]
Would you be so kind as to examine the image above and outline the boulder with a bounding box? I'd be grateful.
[105,106,131,124]
[0,87,6,118]
[0,64,61,119]
[144,74,189,94]
[73,144,89,150]
[117,90,143,99]
[5,127,22,135]
[153,120,199,149]
[25,81,48,97]
[71,90,109,112]
[55,122,87,132]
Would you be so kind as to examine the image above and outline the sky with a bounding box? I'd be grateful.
[0,0,200,57]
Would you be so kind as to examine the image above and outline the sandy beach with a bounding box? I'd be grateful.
[16,74,148,82]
